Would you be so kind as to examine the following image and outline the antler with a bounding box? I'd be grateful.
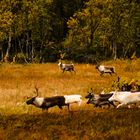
[34,85,39,97]
[90,88,93,93]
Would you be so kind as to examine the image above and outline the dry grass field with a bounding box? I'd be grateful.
[0,59,140,140]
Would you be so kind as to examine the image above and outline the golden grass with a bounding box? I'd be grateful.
[0,59,140,140]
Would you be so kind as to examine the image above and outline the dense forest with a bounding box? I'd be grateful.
[0,0,140,63]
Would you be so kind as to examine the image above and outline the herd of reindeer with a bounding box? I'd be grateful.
[26,61,140,111]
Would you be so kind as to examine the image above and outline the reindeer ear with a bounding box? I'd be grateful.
[23,96,31,99]
[101,90,105,94]
[114,90,118,95]
[90,88,94,94]
[26,96,30,99]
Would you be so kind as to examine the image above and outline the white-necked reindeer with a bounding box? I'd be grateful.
[58,61,76,73]
[26,87,82,111]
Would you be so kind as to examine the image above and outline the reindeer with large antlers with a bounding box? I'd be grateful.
[26,86,82,111]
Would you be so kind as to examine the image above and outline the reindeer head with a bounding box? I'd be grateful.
[26,86,39,105]
[85,88,94,99]
[95,64,100,69]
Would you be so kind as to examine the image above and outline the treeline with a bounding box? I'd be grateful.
[0,0,140,63]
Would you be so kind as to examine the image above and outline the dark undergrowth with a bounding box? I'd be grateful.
[0,108,140,140]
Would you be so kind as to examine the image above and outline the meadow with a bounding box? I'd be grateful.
[0,59,140,140]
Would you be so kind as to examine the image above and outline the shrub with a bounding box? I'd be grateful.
[13,53,27,64]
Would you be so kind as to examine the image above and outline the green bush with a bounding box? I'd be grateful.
[13,53,27,64]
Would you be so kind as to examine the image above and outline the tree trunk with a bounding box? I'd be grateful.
[31,39,34,62]
[1,48,4,62]
[112,41,117,60]
[4,35,12,62]
[26,32,30,59]
[0,42,3,62]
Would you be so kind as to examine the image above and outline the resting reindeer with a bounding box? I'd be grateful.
[95,64,116,76]
[85,88,116,108]
[58,61,76,73]
[26,87,82,111]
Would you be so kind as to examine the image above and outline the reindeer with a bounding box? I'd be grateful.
[26,87,69,110]
[58,61,76,73]
[95,64,116,76]
[26,87,82,111]
[85,88,116,108]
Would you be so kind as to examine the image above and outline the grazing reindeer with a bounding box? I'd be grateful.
[95,64,116,76]
[58,61,76,73]
[26,87,82,111]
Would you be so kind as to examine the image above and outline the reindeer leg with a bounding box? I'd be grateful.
[98,104,102,108]
[107,103,110,109]
[109,72,112,76]
[42,108,48,112]
[69,69,72,73]
[117,103,125,108]
[100,72,104,76]
[93,104,98,108]
[67,104,70,111]
[110,101,116,108]
[73,68,76,74]
[58,105,63,110]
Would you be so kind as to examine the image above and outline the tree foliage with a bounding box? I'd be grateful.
[0,0,139,63]
[64,0,140,62]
